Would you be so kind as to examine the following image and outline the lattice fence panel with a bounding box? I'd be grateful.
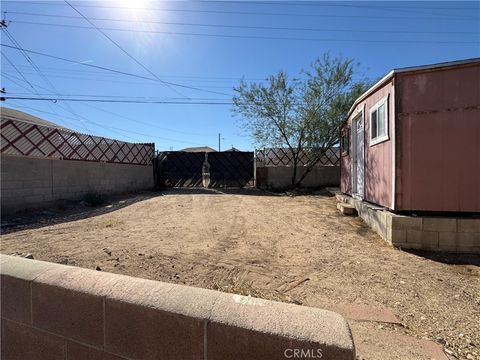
[1,118,154,165]
[256,147,340,167]
[208,151,254,188]
[155,151,254,188]
[155,151,205,187]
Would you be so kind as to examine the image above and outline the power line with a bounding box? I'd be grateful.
[1,73,36,92]
[79,102,213,137]
[202,1,479,11]
[1,63,265,82]
[1,52,36,89]
[4,89,231,101]
[2,78,218,136]
[1,44,231,96]
[2,26,91,131]
[3,22,232,96]
[63,0,188,99]
[6,11,478,35]
[4,1,478,21]
[2,102,140,142]
[8,20,478,44]
[1,66,262,90]
[1,64,235,94]
[3,96,233,105]
[199,1,480,19]
[2,72,62,94]
[87,121,205,145]
[1,51,76,129]
[2,102,208,145]
[0,43,157,80]
[3,29,53,90]
[2,40,167,138]
[2,70,239,90]
[5,92,230,101]
[3,100,91,130]
[2,72,219,139]
[3,69,233,98]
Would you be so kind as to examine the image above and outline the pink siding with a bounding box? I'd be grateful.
[340,81,394,209]
[395,63,480,212]
[363,82,394,208]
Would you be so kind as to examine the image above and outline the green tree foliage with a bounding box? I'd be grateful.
[233,54,371,188]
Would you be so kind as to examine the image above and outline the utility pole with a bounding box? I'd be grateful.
[218,133,221,152]
[1,19,7,101]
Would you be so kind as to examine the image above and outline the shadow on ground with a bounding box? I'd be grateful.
[405,249,480,266]
[0,191,161,235]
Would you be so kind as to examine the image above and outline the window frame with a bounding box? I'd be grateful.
[369,95,389,146]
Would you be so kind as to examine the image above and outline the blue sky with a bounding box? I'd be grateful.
[1,1,479,151]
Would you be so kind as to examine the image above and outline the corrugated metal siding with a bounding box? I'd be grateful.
[395,63,480,212]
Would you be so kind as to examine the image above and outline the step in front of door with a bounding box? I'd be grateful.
[337,202,357,216]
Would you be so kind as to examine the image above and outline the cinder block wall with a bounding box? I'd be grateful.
[337,194,480,254]
[388,216,480,253]
[0,255,355,360]
[256,165,340,190]
[0,155,154,214]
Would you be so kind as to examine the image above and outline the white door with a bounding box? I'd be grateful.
[354,114,364,198]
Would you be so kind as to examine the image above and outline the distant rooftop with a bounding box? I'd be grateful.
[180,146,217,153]
[225,147,241,152]
[0,107,69,130]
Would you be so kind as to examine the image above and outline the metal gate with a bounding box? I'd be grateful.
[155,151,254,188]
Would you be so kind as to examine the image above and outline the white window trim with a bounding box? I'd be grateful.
[369,95,389,146]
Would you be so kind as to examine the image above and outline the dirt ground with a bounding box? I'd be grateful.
[1,189,479,360]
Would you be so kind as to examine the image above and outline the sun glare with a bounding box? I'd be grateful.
[116,0,152,17]
[110,0,165,48]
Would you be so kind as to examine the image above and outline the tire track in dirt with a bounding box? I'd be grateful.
[2,191,479,359]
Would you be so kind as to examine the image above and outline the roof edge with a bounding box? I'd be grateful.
[344,57,480,123]
[344,70,394,122]
[392,57,480,75]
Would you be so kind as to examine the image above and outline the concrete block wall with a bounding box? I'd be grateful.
[256,165,340,190]
[337,194,480,254]
[1,155,154,214]
[388,216,480,253]
[0,255,356,360]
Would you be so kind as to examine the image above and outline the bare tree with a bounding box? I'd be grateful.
[233,54,370,188]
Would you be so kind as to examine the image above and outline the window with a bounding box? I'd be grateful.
[370,97,389,145]
[340,128,350,156]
